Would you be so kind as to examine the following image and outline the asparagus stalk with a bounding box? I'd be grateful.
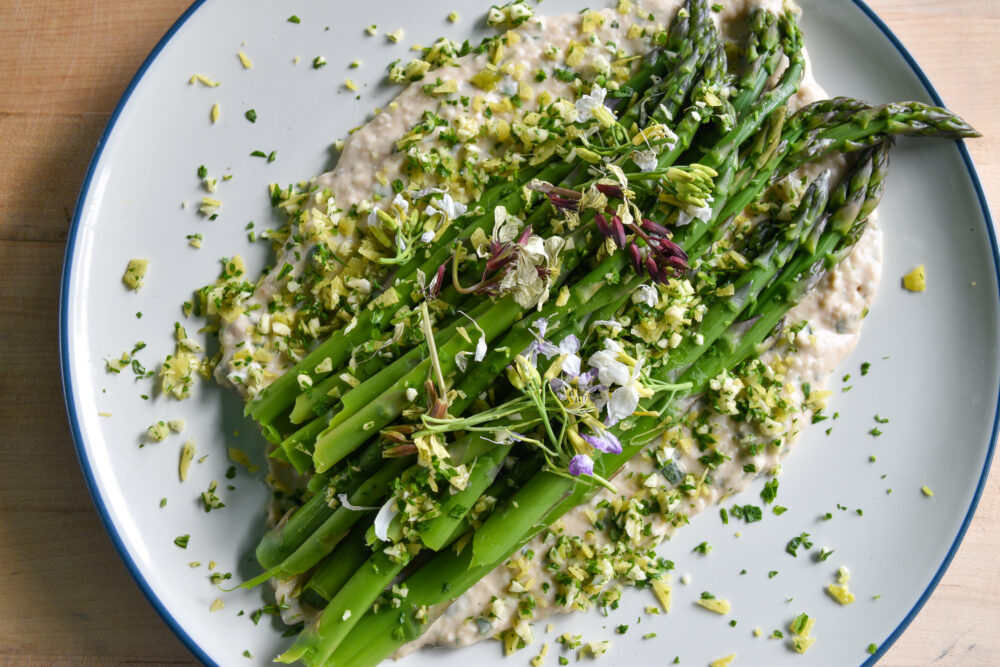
[321,147,890,667]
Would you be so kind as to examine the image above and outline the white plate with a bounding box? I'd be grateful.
[61,1,996,665]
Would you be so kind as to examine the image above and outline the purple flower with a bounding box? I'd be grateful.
[568,454,594,477]
[581,429,622,455]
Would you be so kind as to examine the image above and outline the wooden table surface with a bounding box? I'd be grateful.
[0,1,996,664]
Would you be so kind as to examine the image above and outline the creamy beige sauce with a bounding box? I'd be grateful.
[239,0,884,653]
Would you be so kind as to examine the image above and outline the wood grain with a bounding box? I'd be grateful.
[0,1,995,664]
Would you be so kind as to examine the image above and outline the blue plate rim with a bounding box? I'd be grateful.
[57,1,997,666]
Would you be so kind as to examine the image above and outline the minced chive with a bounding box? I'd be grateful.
[287,15,300,23]
[174,534,190,548]
[245,109,257,123]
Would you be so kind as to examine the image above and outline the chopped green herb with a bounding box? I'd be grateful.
[768,570,778,579]
[861,361,871,375]
[287,15,300,23]
[693,541,712,555]
[761,478,779,504]
[874,414,889,424]
[867,643,878,655]
[869,427,883,437]
[174,534,190,549]
[159,497,167,508]
[312,56,327,69]
[245,109,257,123]
[818,548,835,562]
[785,532,812,557]
[772,505,788,516]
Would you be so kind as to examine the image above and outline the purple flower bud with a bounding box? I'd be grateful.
[581,430,622,454]
[656,237,688,261]
[596,183,624,199]
[662,255,690,273]
[646,256,665,283]
[594,213,612,239]
[641,217,669,237]
[568,454,594,477]
[627,242,644,273]
[430,263,447,297]
[548,194,580,213]
[611,215,627,249]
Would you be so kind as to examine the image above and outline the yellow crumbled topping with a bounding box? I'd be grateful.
[97,411,112,418]
[350,59,362,68]
[237,50,253,69]
[387,28,405,43]
[922,485,934,497]
[228,446,259,473]
[122,259,149,291]
[651,579,672,612]
[581,10,605,33]
[210,102,221,123]
[168,419,185,433]
[837,566,850,584]
[147,421,170,442]
[448,11,459,22]
[710,655,736,667]
[365,24,378,36]
[791,636,816,654]
[827,583,856,605]
[179,439,196,481]
[696,597,731,615]
[199,197,222,216]
[618,0,634,14]
[530,643,549,667]
[345,78,359,91]
[902,265,925,292]
[188,73,220,87]
[753,628,763,637]
[209,598,225,612]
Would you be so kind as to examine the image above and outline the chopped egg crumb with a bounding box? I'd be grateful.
[179,439,196,481]
[696,598,731,615]
[710,655,736,667]
[902,265,925,292]
[210,103,221,123]
[237,50,253,69]
[123,259,148,291]
[188,73,220,87]
[922,485,934,497]
[210,598,225,612]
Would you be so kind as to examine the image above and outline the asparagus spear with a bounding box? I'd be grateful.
[321,148,889,667]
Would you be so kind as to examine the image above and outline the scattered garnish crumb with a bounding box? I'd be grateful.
[179,439,196,481]
[210,598,225,612]
[651,579,672,612]
[237,50,253,69]
[147,421,170,442]
[243,650,253,659]
[210,103,221,123]
[345,78,359,91]
[98,411,112,418]
[159,497,167,508]
[228,446,260,472]
[867,643,878,655]
[902,265,926,292]
[789,613,815,653]
[922,485,934,497]
[530,643,549,667]
[681,573,691,585]
[387,28,404,43]
[826,583,855,605]
[365,24,377,36]
[122,258,149,291]
[168,419,185,433]
[753,628,763,637]
[696,597,731,615]
[174,534,190,549]
[287,15,300,23]
[188,73,220,87]
[312,56,327,69]
[349,60,362,69]
[710,654,736,667]
[448,11,460,22]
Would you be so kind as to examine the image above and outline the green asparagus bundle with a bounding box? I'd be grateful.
[206,1,980,664]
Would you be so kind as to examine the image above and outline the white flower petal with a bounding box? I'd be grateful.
[373,497,399,542]
[607,385,640,424]
[338,494,379,511]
